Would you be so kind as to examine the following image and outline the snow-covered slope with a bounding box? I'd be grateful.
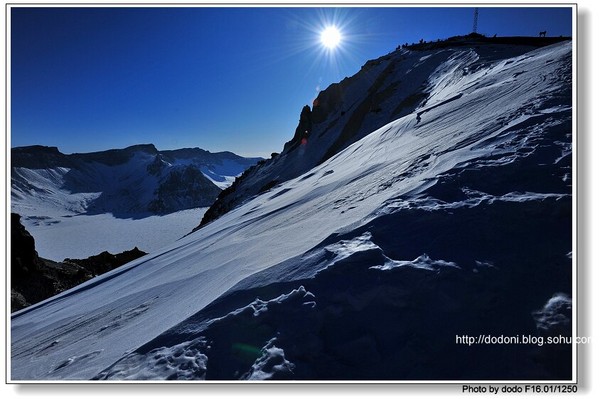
[198,38,567,228]
[10,40,573,381]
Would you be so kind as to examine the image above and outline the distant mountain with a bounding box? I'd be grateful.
[12,37,572,380]
[11,144,262,217]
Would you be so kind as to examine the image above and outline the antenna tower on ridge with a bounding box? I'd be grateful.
[472,8,479,33]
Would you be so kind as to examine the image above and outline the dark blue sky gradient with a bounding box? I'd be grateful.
[10,6,572,157]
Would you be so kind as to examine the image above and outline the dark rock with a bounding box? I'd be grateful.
[11,289,28,311]
[11,213,41,277]
[148,165,222,213]
[64,247,147,277]
[76,144,158,166]
[10,213,148,312]
[258,180,279,194]
[146,154,167,175]
[11,213,64,311]
[283,105,313,152]
[11,145,72,169]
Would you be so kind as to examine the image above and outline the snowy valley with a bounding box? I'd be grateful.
[11,144,261,260]
[11,38,573,381]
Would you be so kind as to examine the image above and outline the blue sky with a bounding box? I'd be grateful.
[10,6,573,157]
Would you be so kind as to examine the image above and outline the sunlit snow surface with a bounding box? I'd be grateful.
[11,42,572,381]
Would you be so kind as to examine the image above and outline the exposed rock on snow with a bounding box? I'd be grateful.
[11,213,55,311]
[10,213,147,312]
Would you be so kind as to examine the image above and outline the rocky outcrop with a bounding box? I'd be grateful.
[148,166,222,213]
[64,247,147,277]
[10,213,147,312]
[283,105,313,152]
[11,213,56,310]
[76,144,159,166]
[11,145,73,169]
[12,144,159,169]
[146,154,167,175]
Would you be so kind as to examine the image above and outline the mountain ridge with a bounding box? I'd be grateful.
[11,143,262,217]
[198,36,569,229]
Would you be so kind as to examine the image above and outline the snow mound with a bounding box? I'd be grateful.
[95,286,314,380]
[371,253,459,271]
[533,293,572,333]
[325,232,458,272]
[94,338,209,380]
[242,339,295,380]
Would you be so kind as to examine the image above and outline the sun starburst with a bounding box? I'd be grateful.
[320,26,342,49]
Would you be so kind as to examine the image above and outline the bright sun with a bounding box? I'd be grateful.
[320,26,342,49]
